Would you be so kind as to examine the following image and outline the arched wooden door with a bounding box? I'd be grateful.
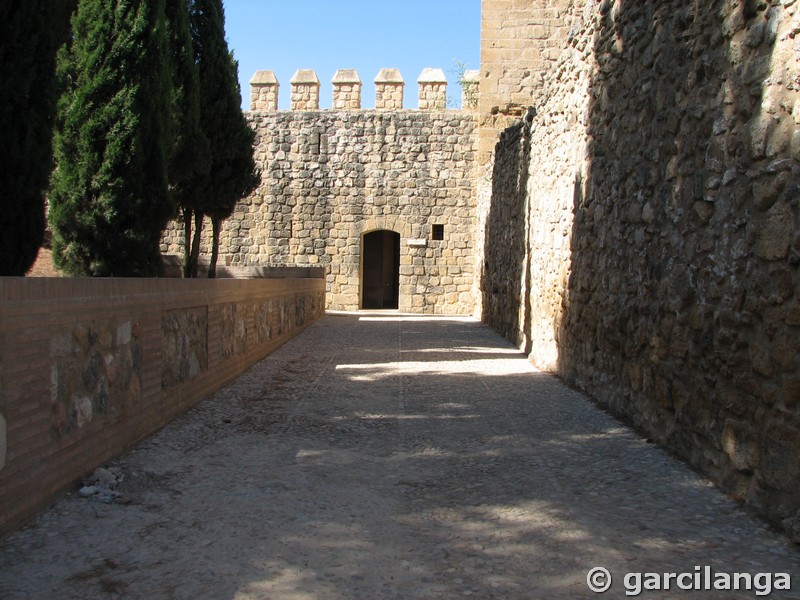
[362,230,400,309]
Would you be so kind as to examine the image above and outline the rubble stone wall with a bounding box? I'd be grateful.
[481,0,800,539]
[162,111,479,314]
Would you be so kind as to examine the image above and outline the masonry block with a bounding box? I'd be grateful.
[418,68,447,110]
[332,69,362,110]
[290,69,320,111]
[374,68,404,110]
[250,70,279,111]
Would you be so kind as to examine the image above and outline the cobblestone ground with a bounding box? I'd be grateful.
[1,313,798,599]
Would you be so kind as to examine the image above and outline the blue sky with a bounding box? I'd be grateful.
[223,0,482,110]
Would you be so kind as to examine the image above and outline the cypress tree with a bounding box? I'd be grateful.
[164,0,211,278]
[189,0,259,278]
[49,0,175,277]
[0,0,75,276]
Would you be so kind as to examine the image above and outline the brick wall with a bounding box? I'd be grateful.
[0,275,325,534]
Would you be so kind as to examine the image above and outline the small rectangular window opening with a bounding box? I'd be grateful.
[432,224,444,241]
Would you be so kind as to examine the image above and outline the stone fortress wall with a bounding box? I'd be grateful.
[162,0,800,539]
[480,0,800,540]
[162,68,480,314]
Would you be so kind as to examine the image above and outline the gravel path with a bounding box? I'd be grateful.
[1,313,798,599]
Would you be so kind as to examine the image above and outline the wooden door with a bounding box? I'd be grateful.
[362,230,400,309]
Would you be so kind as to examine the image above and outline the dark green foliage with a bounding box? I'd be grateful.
[165,0,211,277]
[49,0,175,276]
[165,0,210,191]
[0,0,75,276]
[186,0,259,277]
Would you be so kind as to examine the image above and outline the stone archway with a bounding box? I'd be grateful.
[361,230,400,309]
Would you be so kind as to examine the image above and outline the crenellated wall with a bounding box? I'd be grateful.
[480,0,800,540]
[250,68,464,112]
[162,109,479,314]
[163,67,481,314]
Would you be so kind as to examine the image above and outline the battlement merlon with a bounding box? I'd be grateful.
[417,68,447,111]
[249,67,479,112]
[250,70,279,111]
[332,69,362,110]
[374,68,405,110]
[290,69,321,111]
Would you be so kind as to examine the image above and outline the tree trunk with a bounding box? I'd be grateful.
[182,208,192,278]
[189,211,203,278]
[208,216,221,278]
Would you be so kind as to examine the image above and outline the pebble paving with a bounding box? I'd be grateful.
[1,313,798,599]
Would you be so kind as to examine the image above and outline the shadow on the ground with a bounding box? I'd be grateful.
[1,315,796,600]
[202,315,797,599]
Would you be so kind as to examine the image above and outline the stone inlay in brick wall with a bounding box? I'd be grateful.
[161,307,208,388]
[0,413,6,472]
[221,303,248,358]
[50,318,143,436]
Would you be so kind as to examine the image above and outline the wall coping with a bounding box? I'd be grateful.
[160,255,325,279]
[332,69,361,84]
[250,70,278,85]
[417,67,447,83]
[374,68,404,84]
[290,69,320,85]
